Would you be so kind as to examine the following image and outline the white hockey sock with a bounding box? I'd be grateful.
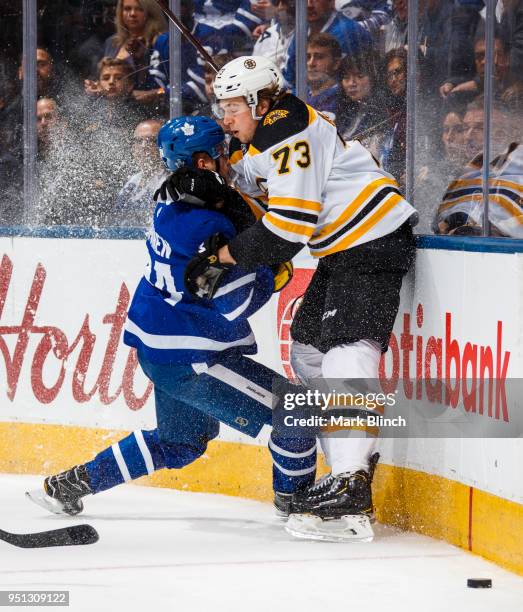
[320,435,377,475]
[320,340,382,476]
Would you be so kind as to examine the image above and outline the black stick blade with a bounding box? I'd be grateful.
[0,524,99,548]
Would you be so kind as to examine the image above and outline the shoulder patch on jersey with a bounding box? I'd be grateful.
[263,109,289,126]
[252,94,309,152]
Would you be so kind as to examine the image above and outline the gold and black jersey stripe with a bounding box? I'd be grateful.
[309,179,402,256]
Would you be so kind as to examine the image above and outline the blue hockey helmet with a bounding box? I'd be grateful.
[157,116,226,171]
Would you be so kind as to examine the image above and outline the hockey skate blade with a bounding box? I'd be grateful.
[285,513,374,543]
[25,489,82,516]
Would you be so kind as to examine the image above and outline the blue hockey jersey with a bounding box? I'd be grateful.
[148,26,233,106]
[123,200,275,366]
[194,0,264,37]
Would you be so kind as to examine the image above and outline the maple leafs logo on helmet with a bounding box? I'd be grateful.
[244,59,257,69]
[181,122,195,136]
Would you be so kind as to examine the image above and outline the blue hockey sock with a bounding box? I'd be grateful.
[84,429,206,494]
[269,433,316,494]
[85,430,166,494]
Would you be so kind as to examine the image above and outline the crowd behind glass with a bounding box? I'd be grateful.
[0,0,521,237]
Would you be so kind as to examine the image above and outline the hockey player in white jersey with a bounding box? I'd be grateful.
[26,116,317,523]
[183,56,417,540]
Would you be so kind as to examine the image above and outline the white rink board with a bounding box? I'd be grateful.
[0,237,522,502]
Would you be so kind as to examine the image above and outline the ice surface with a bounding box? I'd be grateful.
[1,474,522,612]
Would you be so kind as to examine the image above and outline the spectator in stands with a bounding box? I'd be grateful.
[13,47,58,100]
[85,57,147,121]
[441,108,467,167]
[0,48,57,225]
[386,0,480,96]
[96,57,135,100]
[384,0,407,52]
[335,50,387,155]
[336,0,391,38]
[36,97,60,157]
[36,57,139,227]
[306,33,341,115]
[380,48,407,186]
[114,119,167,226]
[198,53,236,117]
[433,98,520,237]
[0,48,59,174]
[194,1,269,51]
[414,106,467,231]
[499,0,523,105]
[439,34,511,105]
[85,56,161,120]
[104,0,167,91]
[253,0,295,71]
[148,0,236,114]
[283,0,372,88]
[73,1,118,80]
[462,96,514,161]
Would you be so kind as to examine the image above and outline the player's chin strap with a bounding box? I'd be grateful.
[251,106,264,121]
[246,92,265,121]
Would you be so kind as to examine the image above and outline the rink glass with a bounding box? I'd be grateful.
[1,0,520,240]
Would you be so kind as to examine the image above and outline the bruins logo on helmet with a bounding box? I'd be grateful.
[263,109,289,126]
[244,59,257,69]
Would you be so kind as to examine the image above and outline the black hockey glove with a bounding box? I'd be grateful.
[154,167,229,208]
[184,233,233,299]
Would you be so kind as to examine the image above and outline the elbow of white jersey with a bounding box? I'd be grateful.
[263,196,320,244]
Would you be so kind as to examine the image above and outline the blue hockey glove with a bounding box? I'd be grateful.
[184,233,233,299]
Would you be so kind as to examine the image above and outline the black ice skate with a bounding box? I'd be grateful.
[274,492,293,518]
[289,470,373,519]
[285,454,379,542]
[290,452,379,519]
[26,465,92,516]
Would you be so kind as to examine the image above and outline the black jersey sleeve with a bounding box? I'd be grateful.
[228,217,304,270]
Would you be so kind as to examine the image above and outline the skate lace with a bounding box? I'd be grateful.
[50,467,90,498]
[308,473,335,495]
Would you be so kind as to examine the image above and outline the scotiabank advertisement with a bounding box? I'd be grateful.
[0,238,522,502]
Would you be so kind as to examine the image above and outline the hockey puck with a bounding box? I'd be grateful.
[467,578,492,589]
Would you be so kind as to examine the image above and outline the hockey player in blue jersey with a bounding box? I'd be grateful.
[147,0,254,111]
[26,116,316,519]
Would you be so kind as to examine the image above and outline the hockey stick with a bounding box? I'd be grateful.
[154,0,219,73]
[0,524,99,548]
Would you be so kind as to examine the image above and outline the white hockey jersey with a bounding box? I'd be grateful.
[252,21,293,72]
[229,94,416,258]
[435,143,523,238]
